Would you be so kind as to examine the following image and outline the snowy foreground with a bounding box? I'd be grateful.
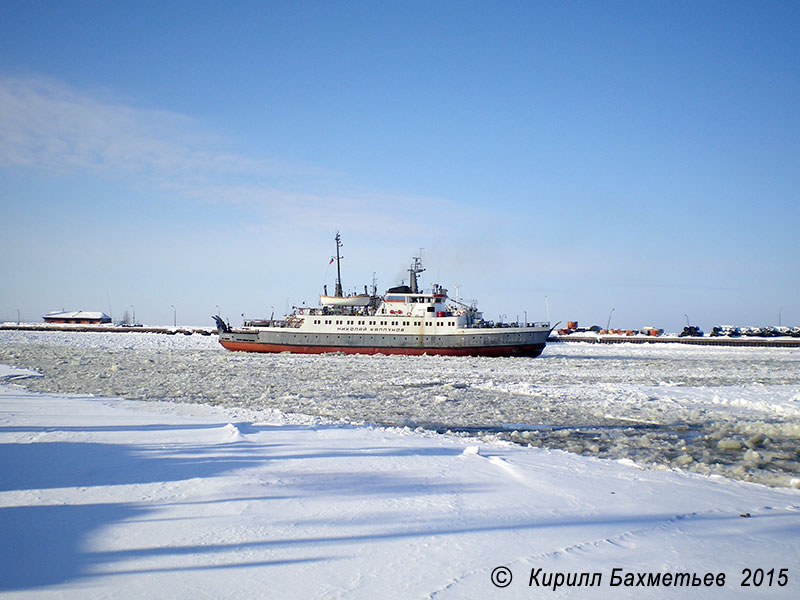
[1,364,799,599]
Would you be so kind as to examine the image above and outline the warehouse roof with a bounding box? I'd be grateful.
[43,311,111,320]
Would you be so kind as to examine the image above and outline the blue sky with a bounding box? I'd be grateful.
[1,1,798,331]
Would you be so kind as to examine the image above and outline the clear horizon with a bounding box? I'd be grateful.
[2,1,798,332]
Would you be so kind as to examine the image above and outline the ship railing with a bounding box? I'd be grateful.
[466,321,550,329]
[243,319,287,328]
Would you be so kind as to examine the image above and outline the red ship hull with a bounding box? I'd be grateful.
[219,339,545,357]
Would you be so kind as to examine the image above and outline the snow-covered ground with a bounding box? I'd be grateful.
[1,362,799,598]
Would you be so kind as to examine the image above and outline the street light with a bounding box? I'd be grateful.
[606,308,615,330]
[171,304,176,327]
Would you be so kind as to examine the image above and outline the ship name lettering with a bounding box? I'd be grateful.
[335,327,405,333]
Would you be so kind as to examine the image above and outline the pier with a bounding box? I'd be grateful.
[550,334,800,348]
[1,323,215,336]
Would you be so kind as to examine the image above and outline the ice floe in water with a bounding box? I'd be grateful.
[1,330,799,486]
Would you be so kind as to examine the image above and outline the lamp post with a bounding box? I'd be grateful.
[171,304,176,327]
[606,308,615,331]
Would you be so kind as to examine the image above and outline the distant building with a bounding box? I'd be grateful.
[43,311,112,324]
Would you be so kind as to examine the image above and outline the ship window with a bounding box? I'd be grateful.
[325,320,331,324]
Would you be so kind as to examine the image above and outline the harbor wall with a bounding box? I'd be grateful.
[550,334,800,348]
[0,323,215,336]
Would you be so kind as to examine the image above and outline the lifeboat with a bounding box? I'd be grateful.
[319,294,371,307]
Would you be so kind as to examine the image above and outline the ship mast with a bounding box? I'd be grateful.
[334,232,344,297]
[408,256,425,293]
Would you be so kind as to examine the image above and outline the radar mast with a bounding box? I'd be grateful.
[334,232,343,297]
[408,255,425,293]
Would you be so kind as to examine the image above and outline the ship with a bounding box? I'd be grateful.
[215,233,550,357]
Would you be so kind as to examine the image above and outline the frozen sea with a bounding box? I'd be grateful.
[1,330,799,487]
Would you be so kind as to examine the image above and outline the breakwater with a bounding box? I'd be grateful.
[0,323,215,335]
[551,334,800,348]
